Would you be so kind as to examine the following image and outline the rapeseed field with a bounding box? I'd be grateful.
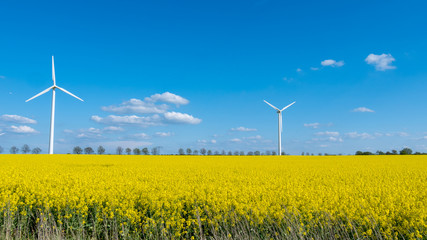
[0,155,425,239]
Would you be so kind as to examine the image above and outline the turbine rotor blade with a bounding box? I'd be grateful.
[25,86,54,102]
[56,86,84,101]
[281,101,296,111]
[264,100,280,111]
[52,56,56,86]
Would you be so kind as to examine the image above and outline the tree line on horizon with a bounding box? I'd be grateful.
[354,147,426,155]
[0,144,42,154]
[0,145,425,155]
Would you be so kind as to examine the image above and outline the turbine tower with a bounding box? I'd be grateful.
[264,100,295,155]
[26,56,83,154]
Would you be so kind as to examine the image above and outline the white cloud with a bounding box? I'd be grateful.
[283,77,294,82]
[327,136,343,142]
[8,125,38,134]
[321,59,344,67]
[0,76,5,79]
[91,115,162,127]
[230,138,242,142]
[101,98,168,114]
[345,132,374,139]
[155,132,172,137]
[91,116,102,122]
[304,123,320,129]
[319,144,328,148]
[310,67,319,71]
[231,126,257,132]
[198,139,217,144]
[72,128,104,139]
[296,68,302,72]
[0,132,4,136]
[0,114,37,124]
[244,135,262,140]
[67,126,124,139]
[315,131,340,137]
[76,133,104,139]
[374,132,383,137]
[365,53,396,71]
[353,107,374,113]
[87,127,102,134]
[145,92,189,105]
[397,132,409,137]
[164,112,202,124]
[103,126,124,132]
[312,136,343,142]
[132,133,150,139]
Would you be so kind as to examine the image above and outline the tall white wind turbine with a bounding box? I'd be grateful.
[26,56,83,154]
[264,100,295,155]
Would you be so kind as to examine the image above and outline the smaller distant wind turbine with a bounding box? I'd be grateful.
[264,100,295,155]
[26,56,83,154]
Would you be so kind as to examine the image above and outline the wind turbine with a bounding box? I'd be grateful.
[26,56,83,154]
[264,100,295,155]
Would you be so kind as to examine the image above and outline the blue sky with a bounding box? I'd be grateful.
[0,0,426,154]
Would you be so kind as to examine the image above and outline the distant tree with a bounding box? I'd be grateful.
[142,148,149,155]
[318,153,322,156]
[247,151,254,156]
[400,148,413,155]
[214,150,219,155]
[207,150,212,155]
[228,151,232,155]
[151,147,159,155]
[84,147,94,154]
[186,148,192,155]
[200,148,207,155]
[221,150,226,155]
[0,146,3,154]
[10,146,19,154]
[391,150,398,155]
[356,151,373,155]
[306,152,309,156]
[254,151,260,156]
[133,148,141,155]
[239,151,245,156]
[178,148,185,155]
[193,150,199,155]
[281,151,286,155]
[233,151,239,155]
[116,146,123,155]
[376,150,385,155]
[385,151,392,155]
[22,144,31,154]
[96,146,105,155]
[32,147,42,154]
[97,146,106,155]
[125,148,132,155]
[301,152,305,156]
[73,146,83,154]
[272,151,277,155]
[265,150,271,155]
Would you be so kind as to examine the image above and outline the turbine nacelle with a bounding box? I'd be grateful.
[26,57,83,103]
